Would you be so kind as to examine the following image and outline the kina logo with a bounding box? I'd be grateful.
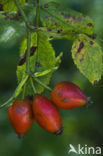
[68,144,102,155]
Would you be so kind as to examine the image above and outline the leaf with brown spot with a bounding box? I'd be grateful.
[18,46,37,66]
[40,2,94,40]
[72,34,103,84]
[17,33,57,95]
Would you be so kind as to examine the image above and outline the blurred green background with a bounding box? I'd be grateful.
[0,0,103,156]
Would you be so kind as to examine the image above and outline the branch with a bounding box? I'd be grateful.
[14,0,30,28]
[26,29,31,73]
[36,0,40,27]
[0,75,29,109]
[34,77,52,91]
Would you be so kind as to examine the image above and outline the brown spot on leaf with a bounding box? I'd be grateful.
[94,80,98,86]
[36,62,41,67]
[77,42,84,53]
[89,34,96,39]
[57,29,62,33]
[66,16,77,23]
[18,56,26,66]
[47,28,52,31]
[10,16,19,21]
[0,4,3,11]
[18,46,37,66]
[61,12,71,18]
[79,56,84,62]
[44,3,49,8]
[30,47,37,56]
[3,13,19,21]
[49,36,53,39]
[90,41,94,45]
[87,23,93,27]
[77,17,82,21]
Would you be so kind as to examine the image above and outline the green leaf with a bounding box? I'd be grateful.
[40,2,94,40]
[0,18,25,46]
[0,0,26,11]
[0,4,36,46]
[71,34,103,84]
[17,33,56,96]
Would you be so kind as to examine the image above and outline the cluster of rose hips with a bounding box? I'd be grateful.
[8,81,90,138]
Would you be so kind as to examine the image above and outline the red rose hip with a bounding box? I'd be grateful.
[8,99,34,138]
[51,81,89,109]
[33,94,63,135]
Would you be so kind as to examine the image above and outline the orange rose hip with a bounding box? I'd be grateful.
[51,81,89,109]
[33,94,63,135]
[8,99,34,138]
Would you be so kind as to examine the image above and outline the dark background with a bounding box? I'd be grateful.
[0,0,103,156]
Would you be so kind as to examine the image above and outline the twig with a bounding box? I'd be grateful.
[30,78,37,94]
[34,77,52,91]
[26,29,31,73]
[36,0,40,27]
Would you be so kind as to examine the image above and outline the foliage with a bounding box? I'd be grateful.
[0,0,26,11]
[0,0,103,106]
[40,2,94,40]
[72,34,103,84]
[17,33,57,95]
[0,1,103,156]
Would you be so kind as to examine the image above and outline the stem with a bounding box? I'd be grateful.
[14,75,29,98]
[36,0,40,27]
[30,78,37,94]
[34,77,52,91]
[0,97,13,109]
[35,0,40,71]
[22,83,26,100]
[14,0,30,28]
[34,67,57,77]
[26,29,31,73]
[0,75,29,109]
[99,38,103,43]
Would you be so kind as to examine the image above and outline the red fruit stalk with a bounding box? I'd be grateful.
[8,100,34,138]
[33,94,63,135]
[51,81,89,109]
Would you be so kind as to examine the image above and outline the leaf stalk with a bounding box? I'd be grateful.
[34,77,52,91]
